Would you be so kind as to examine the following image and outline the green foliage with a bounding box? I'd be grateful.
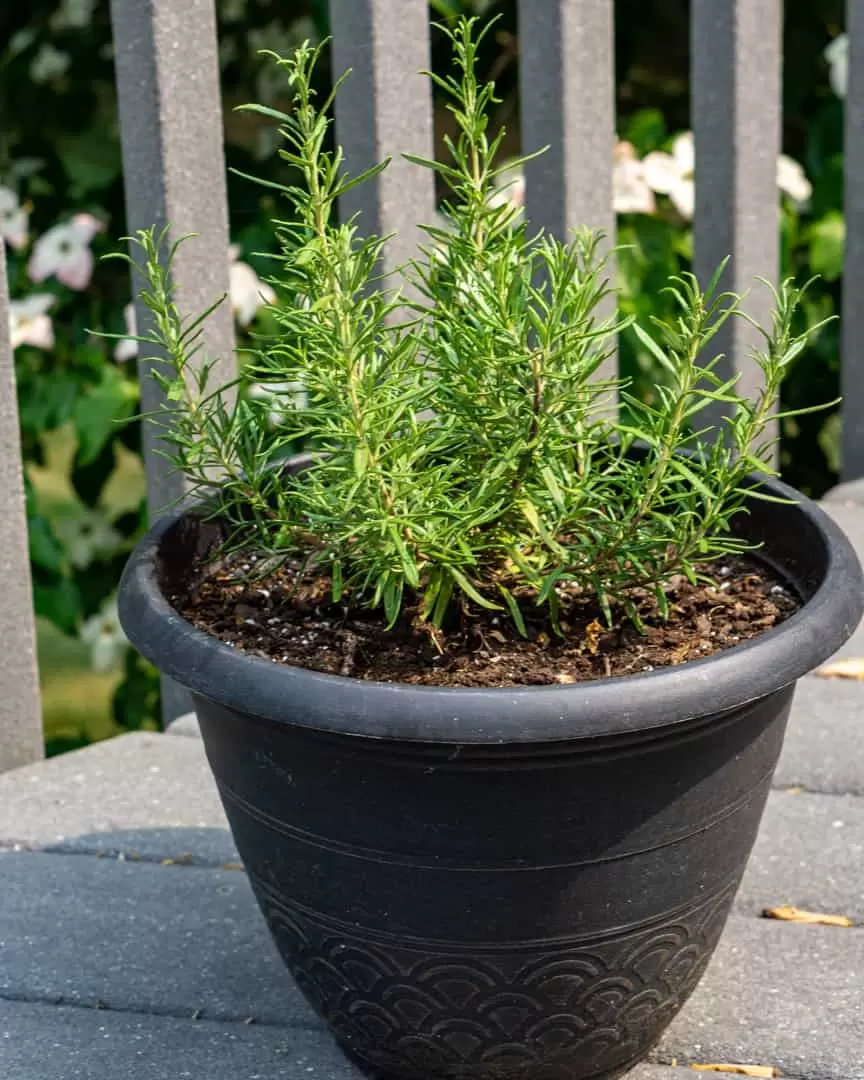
[809,211,845,282]
[111,649,161,732]
[131,20,825,634]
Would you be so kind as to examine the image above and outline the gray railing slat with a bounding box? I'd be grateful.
[693,0,782,454]
[518,0,617,378]
[329,0,436,274]
[111,0,236,520]
[111,0,235,725]
[518,0,616,243]
[0,246,43,772]
[843,2,864,480]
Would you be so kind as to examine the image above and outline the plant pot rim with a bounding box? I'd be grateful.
[119,472,863,744]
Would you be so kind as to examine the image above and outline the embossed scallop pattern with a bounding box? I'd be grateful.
[252,874,738,1080]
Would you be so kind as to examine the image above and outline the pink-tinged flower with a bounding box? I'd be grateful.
[28,212,104,290]
[230,247,277,326]
[613,141,656,215]
[114,303,139,363]
[0,186,29,250]
[8,294,55,350]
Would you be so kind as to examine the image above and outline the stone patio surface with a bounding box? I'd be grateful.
[1,493,863,1079]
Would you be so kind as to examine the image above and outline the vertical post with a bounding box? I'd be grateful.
[329,0,437,274]
[843,1,864,479]
[518,0,617,379]
[692,0,782,453]
[0,246,43,772]
[518,0,616,243]
[111,0,235,724]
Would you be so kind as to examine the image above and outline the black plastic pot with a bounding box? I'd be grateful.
[119,472,862,1080]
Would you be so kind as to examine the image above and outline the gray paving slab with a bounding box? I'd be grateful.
[652,917,864,1079]
[0,851,303,1026]
[0,997,731,1080]
[820,613,864,665]
[627,1071,725,1079]
[3,849,863,1077]
[1,688,859,865]
[38,826,238,865]
[0,732,236,862]
[776,676,864,795]
[823,479,864,506]
[811,502,864,661]
[166,712,201,738]
[821,499,864,548]
[737,790,864,923]
[0,997,361,1080]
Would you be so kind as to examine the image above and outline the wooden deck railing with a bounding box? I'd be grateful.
[0,0,857,768]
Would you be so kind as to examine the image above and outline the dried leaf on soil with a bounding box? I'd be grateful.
[814,657,864,679]
[690,1066,780,1078]
[762,904,854,927]
[584,618,603,656]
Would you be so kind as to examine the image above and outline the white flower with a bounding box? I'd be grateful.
[777,155,812,206]
[825,34,848,99]
[248,380,308,426]
[9,30,36,58]
[643,133,813,219]
[51,0,97,30]
[28,213,103,291]
[0,186,29,250]
[642,133,695,220]
[80,598,129,674]
[8,158,45,183]
[114,303,139,363]
[488,144,656,221]
[613,141,656,215]
[230,247,277,326]
[54,508,122,570]
[9,294,55,350]
[30,44,71,84]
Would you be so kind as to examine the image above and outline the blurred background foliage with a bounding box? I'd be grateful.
[0,0,848,752]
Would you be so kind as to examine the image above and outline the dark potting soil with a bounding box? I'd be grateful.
[170,552,799,688]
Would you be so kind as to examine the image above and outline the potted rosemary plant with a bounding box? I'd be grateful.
[118,19,862,1080]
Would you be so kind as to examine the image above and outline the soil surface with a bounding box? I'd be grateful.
[171,552,799,688]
